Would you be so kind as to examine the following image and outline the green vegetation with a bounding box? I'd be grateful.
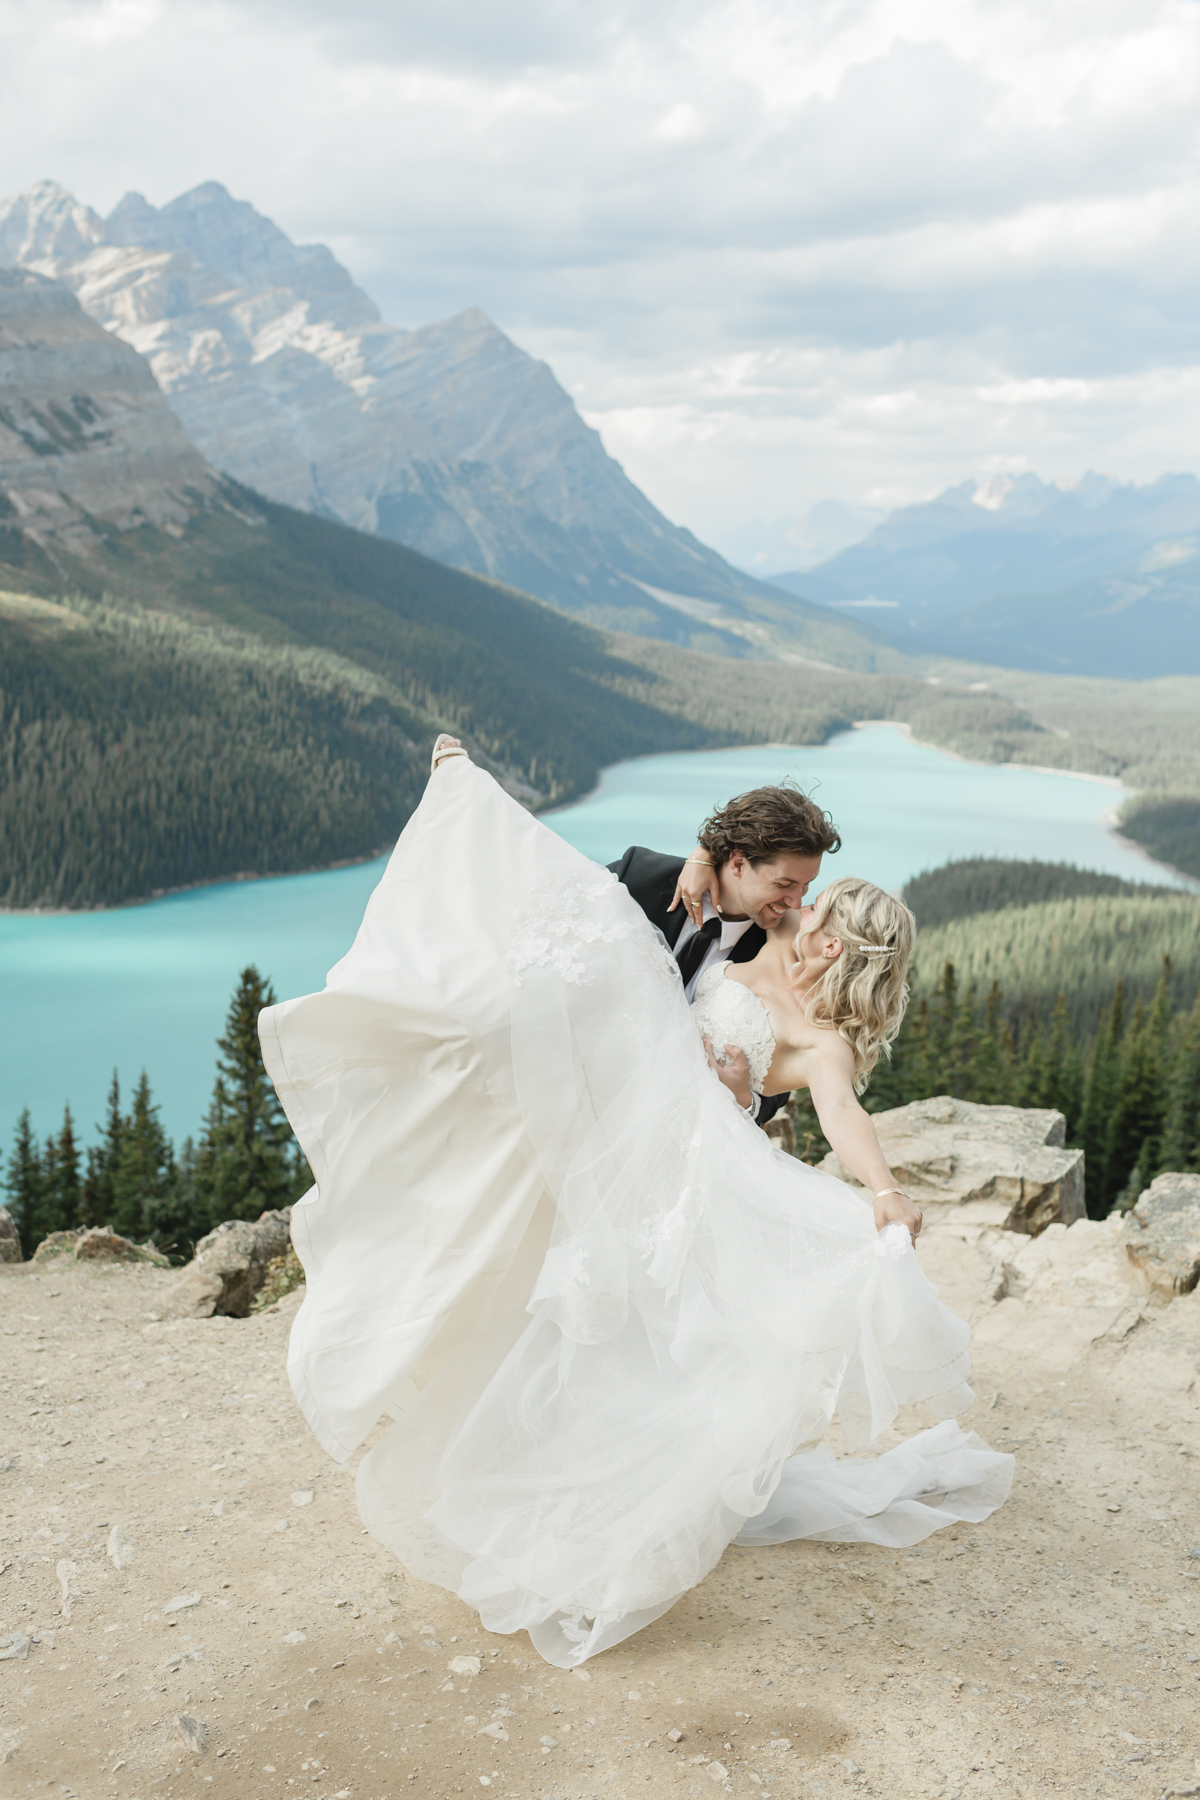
[901,857,1179,930]
[906,891,1200,1034]
[1116,795,1200,883]
[2,966,309,1259]
[792,955,1200,1216]
[250,1246,306,1313]
[4,483,1200,908]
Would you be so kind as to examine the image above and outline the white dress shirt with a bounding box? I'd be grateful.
[674,899,756,1001]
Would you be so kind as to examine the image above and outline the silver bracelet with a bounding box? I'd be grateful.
[875,1187,907,1200]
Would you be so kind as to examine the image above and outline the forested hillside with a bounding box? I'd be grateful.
[901,857,1179,928]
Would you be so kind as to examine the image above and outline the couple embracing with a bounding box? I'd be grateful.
[259,737,1012,1668]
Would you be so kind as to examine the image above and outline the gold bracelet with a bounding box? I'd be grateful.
[683,858,715,868]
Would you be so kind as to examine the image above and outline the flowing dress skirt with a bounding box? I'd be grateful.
[259,755,1012,1665]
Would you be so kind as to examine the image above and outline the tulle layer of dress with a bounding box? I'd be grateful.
[259,756,1012,1666]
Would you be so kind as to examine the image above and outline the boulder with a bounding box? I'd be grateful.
[161,1209,293,1319]
[0,1207,21,1263]
[818,1095,1085,1234]
[31,1229,83,1262]
[972,1215,1146,1368]
[32,1225,169,1265]
[1123,1173,1200,1299]
[75,1227,169,1266]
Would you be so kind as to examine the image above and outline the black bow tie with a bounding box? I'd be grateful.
[675,916,722,987]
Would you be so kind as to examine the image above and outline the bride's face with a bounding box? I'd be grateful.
[793,902,843,975]
[722,850,823,928]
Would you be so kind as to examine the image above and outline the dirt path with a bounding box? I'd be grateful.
[3,1222,1198,1800]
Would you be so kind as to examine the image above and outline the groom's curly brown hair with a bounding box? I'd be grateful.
[699,782,841,869]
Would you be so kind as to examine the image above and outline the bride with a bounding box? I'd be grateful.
[259,737,1011,1667]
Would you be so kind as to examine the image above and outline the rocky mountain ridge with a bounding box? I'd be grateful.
[770,468,1200,675]
[0,178,893,665]
[0,265,216,555]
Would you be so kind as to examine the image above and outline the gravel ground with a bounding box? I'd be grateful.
[2,1222,1198,1800]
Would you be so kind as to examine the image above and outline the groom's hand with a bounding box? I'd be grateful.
[704,1038,754,1111]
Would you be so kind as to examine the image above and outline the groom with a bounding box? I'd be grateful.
[609,783,841,1126]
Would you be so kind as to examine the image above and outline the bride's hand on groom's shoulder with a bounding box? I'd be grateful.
[671,848,721,925]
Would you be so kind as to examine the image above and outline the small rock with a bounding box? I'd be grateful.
[292,1489,314,1506]
[667,1729,684,1743]
[163,1591,202,1614]
[304,1697,321,1711]
[56,1558,80,1620]
[540,1736,558,1749]
[176,1715,207,1753]
[0,1458,15,1474]
[280,1630,307,1645]
[628,1688,642,1700]
[107,1524,134,1571]
[477,1723,509,1741]
[571,1666,592,1680]
[0,1633,30,1662]
[449,1655,481,1676]
[707,1762,729,1783]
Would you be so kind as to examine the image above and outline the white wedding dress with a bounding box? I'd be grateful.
[259,753,1012,1667]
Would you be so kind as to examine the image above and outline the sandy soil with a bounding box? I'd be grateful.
[3,1218,1199,1800]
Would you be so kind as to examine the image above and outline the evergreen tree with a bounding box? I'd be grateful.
[1106,962,1172,1209]
[1159,987,1200,1174]
[968,980,1012,1108]
[33,1105,82,1239]
[192,967,306,1229]
[930,961,958,1093]
[1080,981,1126,1217]
[1038,992,1084,1136]
[4,1109,43,1257]
[948,983,980,1099]
[81,1073,126,1229]
[110,1071,174,1243]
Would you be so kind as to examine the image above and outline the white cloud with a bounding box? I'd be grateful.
[0,0,1198,551]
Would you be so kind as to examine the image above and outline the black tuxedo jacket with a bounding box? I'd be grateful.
[607,845,790,1125]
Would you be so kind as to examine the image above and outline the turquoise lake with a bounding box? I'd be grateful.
[1,725,1189,1147]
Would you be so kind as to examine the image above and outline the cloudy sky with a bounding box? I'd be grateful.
[2,0,1199,568]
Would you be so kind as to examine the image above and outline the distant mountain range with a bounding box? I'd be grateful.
[770,471,1200,676]
[0,178,900,672]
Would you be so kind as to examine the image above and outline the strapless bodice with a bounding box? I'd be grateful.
[690,962,777,1094]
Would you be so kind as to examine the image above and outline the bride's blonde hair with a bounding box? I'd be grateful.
[793,877,916,1092]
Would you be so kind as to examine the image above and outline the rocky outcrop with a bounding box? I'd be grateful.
[0,264,216,553]
[1123,1173,1200,1298]
[30,1226,168,1265]
[819,1094,1086,1233]
[0,178,842,653]
[161,1209,293,1319]
[0,1206,21,1262]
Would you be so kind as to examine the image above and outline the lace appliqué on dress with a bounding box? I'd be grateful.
[690,965,777,1094]
[507,875,636,987]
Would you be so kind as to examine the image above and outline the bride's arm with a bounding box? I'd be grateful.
[669,847,721,925]
[802,1045,924,1238]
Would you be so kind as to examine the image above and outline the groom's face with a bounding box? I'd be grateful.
[720,850,823,927]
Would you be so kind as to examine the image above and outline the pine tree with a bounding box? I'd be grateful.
[1159,987,1200,1174]
[1037,992,1084,1136]
[4,1109,43,1257]
[967,980,1012,1108]
[1107,962,1173,1209]
[192,967,306,1230]
[110,1072,174,1243]
[33,1105,82,1240]
[948,983,980,1099]
[1080,980,1126,1217]
[81,1072,126,1229]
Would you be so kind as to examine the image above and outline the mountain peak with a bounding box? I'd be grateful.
[0,179,105,271]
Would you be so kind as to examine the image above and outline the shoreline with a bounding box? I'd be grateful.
[2,727,1190,916]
